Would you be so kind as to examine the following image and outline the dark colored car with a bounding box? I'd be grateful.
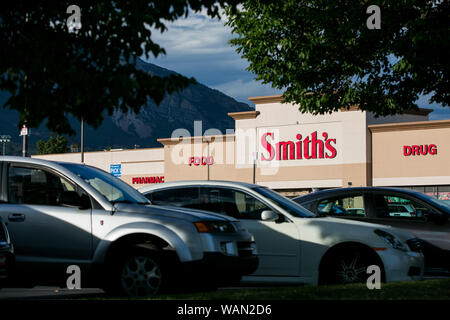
[0,217,14,285]
[294,187,450,275]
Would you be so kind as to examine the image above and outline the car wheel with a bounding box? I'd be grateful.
[321,248,380,285]
[105,247,165,297]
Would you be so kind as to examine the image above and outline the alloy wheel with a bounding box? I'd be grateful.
[121,255,162,297]
[335,255,368,283]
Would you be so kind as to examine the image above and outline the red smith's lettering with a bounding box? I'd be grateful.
[132,176,165,184]
[403,144,437,156]
[261,131,337,161]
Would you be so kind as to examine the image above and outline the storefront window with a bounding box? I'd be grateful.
[394,185,450,202]
[437,186,450,206]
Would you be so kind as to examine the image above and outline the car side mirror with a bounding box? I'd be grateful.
[261,210,279,222]
[60,191,90,209]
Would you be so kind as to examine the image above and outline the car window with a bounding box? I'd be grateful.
[198,187,272,220]
[374,194,433,220]
[253,187,316,218]
[150,187,200,207]
[317,194,366,217]
[59,163,149,204]
[8,165,76,206]
[300,200,316,212]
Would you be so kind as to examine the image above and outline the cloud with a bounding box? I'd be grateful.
[415,93,450,120]
[144,11,450,119]
[144,10,262,100]
[151,11,233,56]
[213,79,282,105]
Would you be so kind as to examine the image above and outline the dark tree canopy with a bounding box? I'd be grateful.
[0,1,241,135]
[226,0,449,115]
[36,135,68,155]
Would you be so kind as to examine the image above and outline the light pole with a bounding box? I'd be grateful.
[252,151,258,184]
[207,141,210,181]
[0,135,11,155]
[20,125,29,157]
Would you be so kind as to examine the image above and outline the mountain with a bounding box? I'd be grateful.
[0,59,251,155]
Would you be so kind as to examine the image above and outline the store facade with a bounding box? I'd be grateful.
[369,119,450,202]
[33,95,450,199]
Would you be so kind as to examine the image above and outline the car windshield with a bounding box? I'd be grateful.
[440,200,450,209]
[59,163,149,205]
[414,192,450,214]
[253,186,317,218]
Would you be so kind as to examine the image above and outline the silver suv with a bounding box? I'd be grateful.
[0,156,257,296]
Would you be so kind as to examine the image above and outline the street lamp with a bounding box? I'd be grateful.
[252,151,258,184]
[0,135,11,155]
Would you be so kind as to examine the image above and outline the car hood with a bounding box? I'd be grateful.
[303,216,416,241]
[113,202,237,223]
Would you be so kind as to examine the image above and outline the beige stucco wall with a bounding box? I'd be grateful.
[161,102,373,189]
[163,141,210,181]
[235,102,371,188]
[252,103,369,166]
[33,148,165,188]
[161,136,254,182]
[256,163,368,188]
[161,138,369,188]
[371,125,450,186]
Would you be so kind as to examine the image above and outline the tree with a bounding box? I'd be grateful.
[226,0,449,115]
[36,135,68,155]
[0,1,241,135]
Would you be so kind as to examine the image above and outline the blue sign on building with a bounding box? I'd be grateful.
[110,164,122,177]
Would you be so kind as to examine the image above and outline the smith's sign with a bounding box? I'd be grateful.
[260,131,337,161]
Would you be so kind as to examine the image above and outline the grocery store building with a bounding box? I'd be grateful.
[33,95,450,200]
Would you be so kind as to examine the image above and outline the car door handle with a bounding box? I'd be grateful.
[8,213,25,222]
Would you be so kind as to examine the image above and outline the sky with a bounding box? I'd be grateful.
[146,9,281,107]
[145,10,449,120]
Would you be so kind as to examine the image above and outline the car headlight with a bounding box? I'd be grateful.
[374,229,408,251]
[193,221,236,233]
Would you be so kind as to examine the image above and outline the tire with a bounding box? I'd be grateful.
[104,246,165,297]
[320,247,380,285]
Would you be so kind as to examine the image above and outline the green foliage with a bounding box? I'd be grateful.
[0,1,241,135]
[36,135,68,155]
[226,0,449,115]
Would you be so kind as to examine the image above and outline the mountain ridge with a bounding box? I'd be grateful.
[0,59,252,155]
